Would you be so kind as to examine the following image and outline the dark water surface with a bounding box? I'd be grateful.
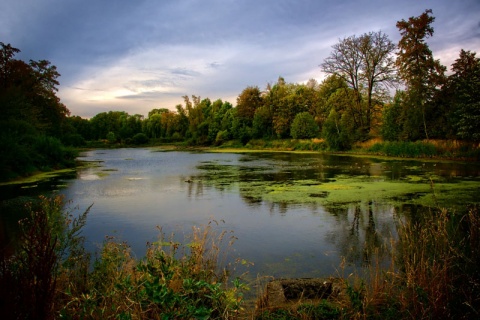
[2,148,479,278]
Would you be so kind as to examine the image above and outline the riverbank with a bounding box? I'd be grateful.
[2,195,478,319]
[150,138,480,162]
[2,138,478,187]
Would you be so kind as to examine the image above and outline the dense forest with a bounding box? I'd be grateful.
[1,9,479,180]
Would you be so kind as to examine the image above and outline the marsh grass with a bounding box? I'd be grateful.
[336,206,480,319]
[254,205,479,319]
[245,139,327,152]
[1,196,247,319]
[2,195,479,319]
[59,222,248,319]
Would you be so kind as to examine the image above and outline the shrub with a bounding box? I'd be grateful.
[290,112,319,139]
[322,109,353,151]
[368,141,437,158]
[1,197,246,319]
[0,196,90,320]
[132,132,149,145]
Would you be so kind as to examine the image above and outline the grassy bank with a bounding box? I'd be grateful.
[0,196,246,319]
[154,138,480,161]
[1,196,479,319]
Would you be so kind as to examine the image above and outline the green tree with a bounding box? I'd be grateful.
[396,9,447,140]
[381,91,405,141]
[0,42,74,179]
[449,50,480,141]
[315,75,349,130]
[322,108,353,150]
[321,35,364,130]
[290,112,319,139]
[252,105,273,139]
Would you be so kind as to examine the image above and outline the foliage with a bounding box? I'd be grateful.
[449,50,480,141]
[0,195,90,320]
[322,109,354,151]
[380,91,404,141]
[132,132,149,145]
[290,112,319,139]
[395,9,447,140]
[0,197,247,319]
[368,141,437,158]
[321,31,396,134]
[0,42,74,181]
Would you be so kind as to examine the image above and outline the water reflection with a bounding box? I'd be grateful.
[1,149,479,280]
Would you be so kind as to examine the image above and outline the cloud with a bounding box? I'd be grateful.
[4,0,480,118]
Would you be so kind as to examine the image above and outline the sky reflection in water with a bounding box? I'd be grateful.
[54,148,480,278]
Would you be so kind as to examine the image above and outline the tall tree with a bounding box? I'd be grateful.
[321,31,396,135]
[357,31,397,131]
[321,35,363,123]
[396,9,446,140]
[0,42,20,88]
[449,50,480,141]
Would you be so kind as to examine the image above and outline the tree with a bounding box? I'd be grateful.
[321,31,396,135]
[396,9,446,140]
[449,50,480,141]
[321,35,362,103]
[381,91,405,141]
[322,108,353,150]
[357,31,397,131]
[236,86,263,125]
[0,42,20,88]
[0,42,74,179]
[290,112,319,139]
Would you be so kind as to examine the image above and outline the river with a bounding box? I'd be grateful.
[1,148,479,279]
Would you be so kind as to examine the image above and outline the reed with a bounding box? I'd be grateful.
[1,196,247,319]
[344,206,480,319]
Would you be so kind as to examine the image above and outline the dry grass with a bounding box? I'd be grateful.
[343,206,480,319]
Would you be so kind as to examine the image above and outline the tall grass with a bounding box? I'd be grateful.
[0,196,246,319]
[2,195,478,319]
[363,138,480,159]
[245,139,327,151]
[368,141,438,158]
[341,206,480,319]
[0,196,90,319]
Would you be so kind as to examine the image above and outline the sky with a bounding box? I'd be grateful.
[2,0,479,118]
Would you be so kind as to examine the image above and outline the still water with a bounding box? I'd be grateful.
[3,148,480,278]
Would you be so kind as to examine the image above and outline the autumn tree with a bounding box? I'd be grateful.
[236,86,263,125]
[396,9,446,140]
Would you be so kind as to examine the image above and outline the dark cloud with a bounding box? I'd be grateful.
[2,0,479,117]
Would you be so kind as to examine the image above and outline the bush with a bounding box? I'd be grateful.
[322,109,353,151]
[368,141,437,158]
[132,132,149,145]
[61,133,86,147]
[290,112,319,139]
[0,196,90,319]
[1,197,246,319]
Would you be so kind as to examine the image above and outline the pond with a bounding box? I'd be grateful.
[1,148,480,279]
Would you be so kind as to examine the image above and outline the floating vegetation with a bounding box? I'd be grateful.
[195,156,480,210]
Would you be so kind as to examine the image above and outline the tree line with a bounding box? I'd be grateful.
[1,9,479,179]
